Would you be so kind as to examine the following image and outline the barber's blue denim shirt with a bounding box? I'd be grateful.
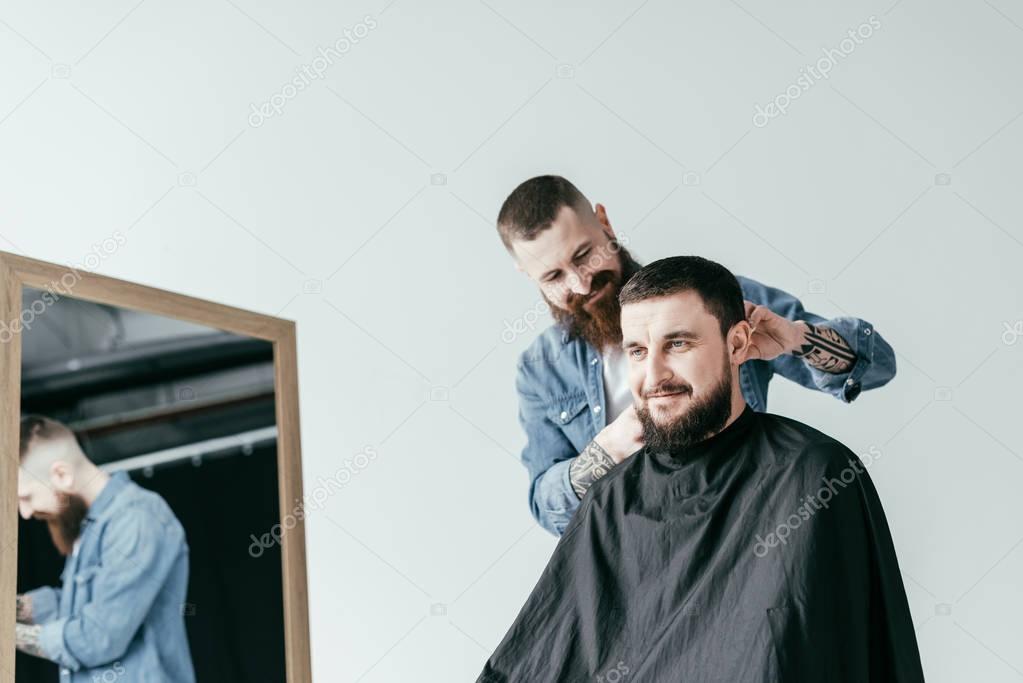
[515,275,897,536]
[25,471,195,683]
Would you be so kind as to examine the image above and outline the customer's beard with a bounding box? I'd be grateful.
[547,244,643,351]
[636,353,735,456]
[42,493,88,556]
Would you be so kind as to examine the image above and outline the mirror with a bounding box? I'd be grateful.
[2,254,309,683]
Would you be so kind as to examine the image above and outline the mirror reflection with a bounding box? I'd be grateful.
[15,287,286,683]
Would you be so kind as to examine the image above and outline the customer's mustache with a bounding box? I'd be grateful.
[642,382,692,399]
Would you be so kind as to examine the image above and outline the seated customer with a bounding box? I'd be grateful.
[478,255,923,683]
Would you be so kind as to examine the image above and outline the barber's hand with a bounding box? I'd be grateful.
[594,404,645,464]
[743,300,807,362]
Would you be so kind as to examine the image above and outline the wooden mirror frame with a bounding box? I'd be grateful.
[0,250,311,682]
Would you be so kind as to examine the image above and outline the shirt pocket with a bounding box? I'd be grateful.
[71,566,100,611]
[545,394,591,450]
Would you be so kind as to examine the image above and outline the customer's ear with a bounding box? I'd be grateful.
[728,321,754,365]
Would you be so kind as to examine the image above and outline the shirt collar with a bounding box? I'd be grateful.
[85,471,130,522]
[558,319,591,346]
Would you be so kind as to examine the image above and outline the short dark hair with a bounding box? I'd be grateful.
[20,414,74,461]
[618,256,745,338]
[496,175,589,252]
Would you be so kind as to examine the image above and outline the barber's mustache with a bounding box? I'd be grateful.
[642,382,692,399]
[565,270,619,309]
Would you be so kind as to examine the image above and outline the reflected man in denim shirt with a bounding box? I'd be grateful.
[497,176,897,536]
[15,415,195,683]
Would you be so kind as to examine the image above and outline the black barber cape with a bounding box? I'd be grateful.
[478,404,925,682]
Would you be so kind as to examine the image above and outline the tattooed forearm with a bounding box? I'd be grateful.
[793,322,857,374]
[16,594,33,624]
[15,623,48,660]
[569,440,617,499]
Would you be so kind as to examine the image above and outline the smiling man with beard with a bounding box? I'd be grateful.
[477,256,923,683]
[499,175,897,536]
[15,415,195,683]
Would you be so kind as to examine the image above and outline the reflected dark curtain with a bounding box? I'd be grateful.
[15,443,286,683]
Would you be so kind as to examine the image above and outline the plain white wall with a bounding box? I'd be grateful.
[3,0,1022,680]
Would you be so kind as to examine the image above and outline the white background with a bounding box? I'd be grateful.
[2,0,1022,680]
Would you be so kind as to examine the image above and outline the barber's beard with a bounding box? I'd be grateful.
[636,352,734,456]
[547,245,643,351]
[44,493,88,556]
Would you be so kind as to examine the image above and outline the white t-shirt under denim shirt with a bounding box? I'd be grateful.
[601,344,633,422]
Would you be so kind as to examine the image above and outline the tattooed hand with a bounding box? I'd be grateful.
[570,406,643,498]
[594,404,644,463]
[743,302,855,375]
[16,593,33,624]
[15,623,48,660]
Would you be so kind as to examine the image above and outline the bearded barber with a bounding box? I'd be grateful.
[497,175,896,536]
[15,415,195,683]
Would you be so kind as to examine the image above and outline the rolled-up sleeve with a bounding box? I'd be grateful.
[739,276,897,403]
[38,615,71,668]
[531,458,577,536]
[516,361,582,536]
[24,586,60,624]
